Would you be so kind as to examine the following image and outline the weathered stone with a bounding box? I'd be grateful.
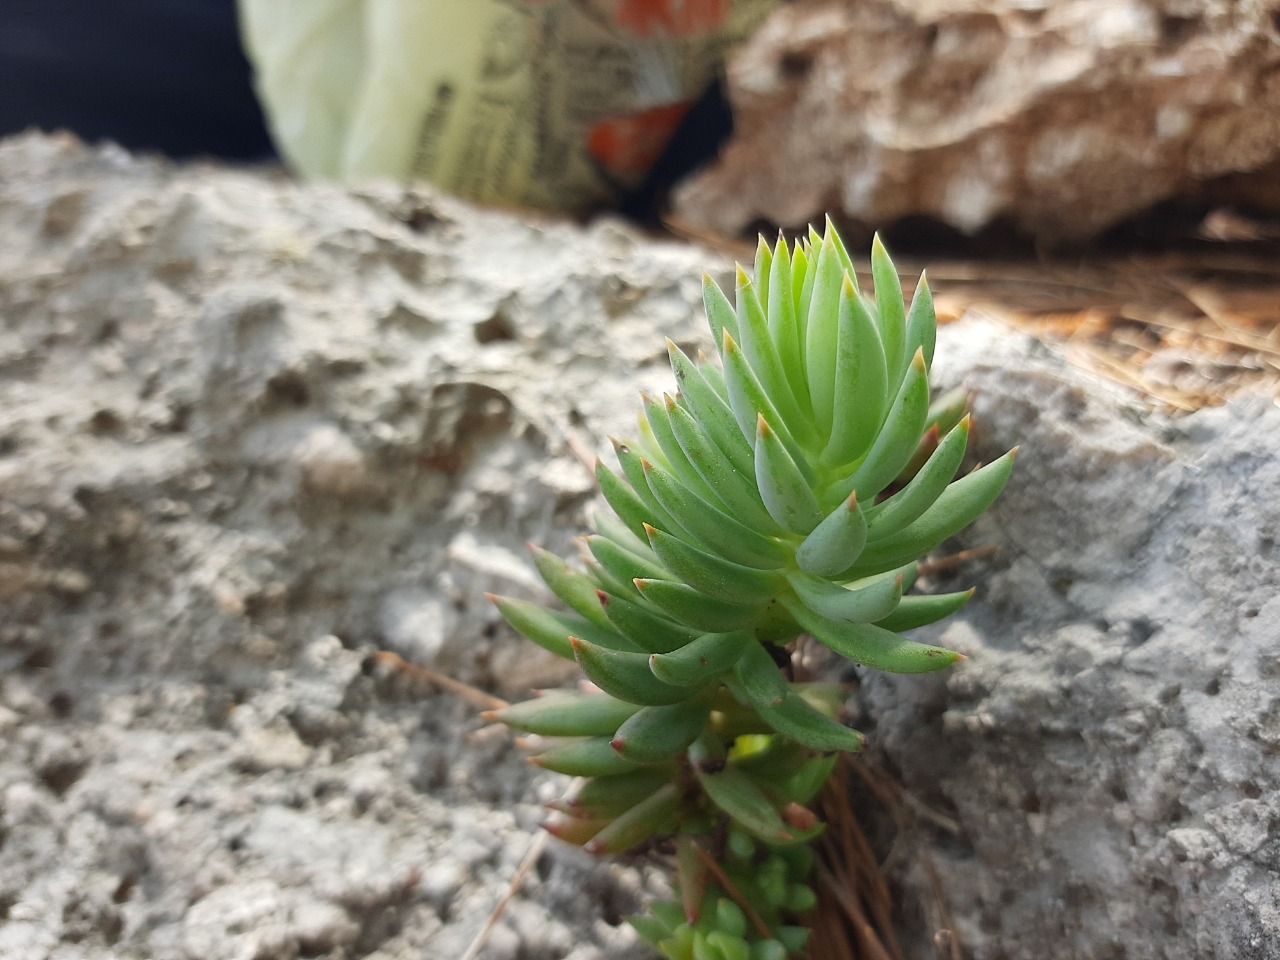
[866,327,1280,959]
[674,0,1280,242]
[0,132,1275,960]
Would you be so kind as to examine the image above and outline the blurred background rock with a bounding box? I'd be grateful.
[6,0,1280,250]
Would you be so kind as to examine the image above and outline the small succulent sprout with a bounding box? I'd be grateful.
[489,221,1016,957]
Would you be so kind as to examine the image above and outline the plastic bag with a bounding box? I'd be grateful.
[238,0,780,212]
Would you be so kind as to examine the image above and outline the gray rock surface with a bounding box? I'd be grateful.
[673,0,1280,243]
[0,132,1276,959]
[0,132,690,960]
[868,341,1280,959]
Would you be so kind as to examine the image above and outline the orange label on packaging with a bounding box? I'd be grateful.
[242,0,782,211]
[613,0,730,37]
[587,101,693,177]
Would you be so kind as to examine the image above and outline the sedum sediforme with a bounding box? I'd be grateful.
[487,221,1016,960]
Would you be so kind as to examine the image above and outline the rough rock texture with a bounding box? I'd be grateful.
[673,0,1280,242]
[0,132,702,960]
[865,337,1280,959]
[0,133,1277,960]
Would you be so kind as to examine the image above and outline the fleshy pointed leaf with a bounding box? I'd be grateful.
[782,596,962,674]
[633,579,762,632]
[894,423,940,491]
[487,692,640,736]
[844,449,1018,577]
[596,589,699,654]
[610,439,686,537]
[786,567,904,624]
[735,267,814,445]
[643,456,788,570]
[648,629,751,686]
[596,460,657,543]
[612,697,712,763]
[529,736,640,777]
[767,234,812,422]
[754,236,773,308]
[780,754,839,805]
[676,836,710,925]
[755,414,823,534]
[874,589,975,631]
[634,408,670,469]
[664,395,782,534]
[584,782,682,855]
[925,385,970,438]
[729,640,788,710]
[794,237,815,327]
[583,556,641,601]
[643,393,722,506]
[667,339,755,478]
[490,594,638,658]
[804,229,847,436]
[821,275,888,467]
[871,233,907,382]
[721,331,809,473]
[904,270,937,369]
[571,636,704,706]
[828,348,930,503]
[645,524,785,607]
[795,492,868,577]
[561,768,673,819]
[542,814,610,846]
[703,275,739,355]
[696,765,797,845]
[826,214,857,283]
[587,534,670,589]
[530,545,614,631]
[725,679,865,753]
[592,509,650,557]
[866,415,970,539]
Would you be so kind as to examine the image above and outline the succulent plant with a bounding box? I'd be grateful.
[486,220,1015,959]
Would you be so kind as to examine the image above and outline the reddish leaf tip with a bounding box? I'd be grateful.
[782,802,818,832]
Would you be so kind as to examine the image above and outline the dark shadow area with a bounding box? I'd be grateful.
[0,0,274,161]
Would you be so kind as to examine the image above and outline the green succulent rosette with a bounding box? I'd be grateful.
[487,221,1015,959]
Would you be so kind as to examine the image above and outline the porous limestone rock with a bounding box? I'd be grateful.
[673,0,1280,243]
[0,132,690,960]
[0,133,1275,959]
[861,326,1280,959]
